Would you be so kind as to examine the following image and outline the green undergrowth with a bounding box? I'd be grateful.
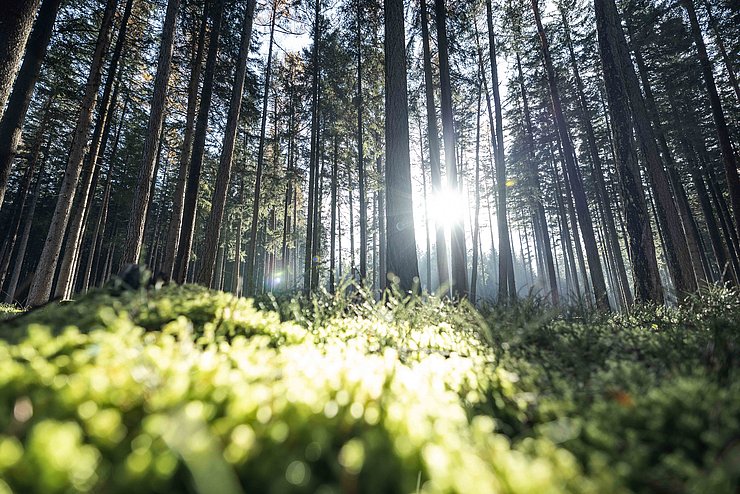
[0,282,738,493]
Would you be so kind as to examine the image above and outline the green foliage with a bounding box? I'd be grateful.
[0,284,738,493]
[0,305,21,322]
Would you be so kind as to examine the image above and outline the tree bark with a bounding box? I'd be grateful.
[434,0,467,298]
[57,0,133,299]
[162,1,207,279]
[0,0,41,123]
[173,0,224,283]
[562,9,630,305]
[532,0,610,309]
[486,0,515,301]
[419,0,449,293]
[682,0,740,241]
[27,0,117,306]
[303,0,321,292]
[121,0,181,266]
[595,0,663,303]
[197,0,256,286]
[385,0,420,293]
[0,0,61,208]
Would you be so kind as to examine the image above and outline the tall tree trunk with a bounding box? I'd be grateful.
[470,82,482,301]
[532,0,610,309]
[377,155,386,292]
[303,0,321,292]
[0,0,41,123]
[245,1,275,294]
[434,0,467,298]
[26,0,117,306]
[486,0,515,301]
[173,0,224,283]
[595,0,663,303]
[385,0,420,293]
[700,0,739,104]
[561,9,630,305]
[330,135,338,293]
[197,0,256,286]
[4,152,46,304]
[602,0,697,295]
[122,0,181,266]
[356,0,367,283]
[162,1,207,279]
[57,0,133,299]
[0,0,61,207]
[0,97,51,288]
[682,0,740,240]
[83,96,127,291]
[419,0,449,292]
[232,178,244,295]
[627,21,706,285]
[515,52,559,304]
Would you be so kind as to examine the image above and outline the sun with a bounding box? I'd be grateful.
[421,188,467,229]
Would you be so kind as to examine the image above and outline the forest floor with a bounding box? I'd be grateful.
[0,280,738,493]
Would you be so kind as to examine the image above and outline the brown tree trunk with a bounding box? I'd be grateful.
[385,0,420,293]
[0,0,41,123]
[303,0,321,292]
[4,153,46,304]
[57,0,133,298]
[27,0,117,306]
[532,0,610,309]
[682,0,740,241]
[197,0,256,286]
[173,0,224,283]
[562,9,631,305]
[595,0,663,303]
[162,1,207,279]
[486,0,515,301]
[419,0,449,293]
[0,0,61,207]
[121,0,181,266]
[435,0,467,298]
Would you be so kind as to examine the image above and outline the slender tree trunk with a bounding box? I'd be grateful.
[603,0,697,295]
[532,0,610,309]
[232,178,244,295]
[419,0,449,292]
[0,0,41,123]
[197,0,256,285]
[385,0,420,292]
[330,135,338,293]
[562,9,630,305]
[26,0,117,306]
[377,155,386,292]
[485,0,514,301]
[245,1,276,294]
[515,52,559,304]
[162,1,207,279]
[0,98,51,288]
[83,96,127,291]
[700,0,740,104]
[435,0,467,297]
[5,154,46,304]
[595,0,663,303]
[471,82,482,301]
[303,0,321,292]
[682,0,740,240]
[57,0,133,299]
[173,0,224,283]
[0,0,61,207]
[121,0,181,266]
[356,0,367,283]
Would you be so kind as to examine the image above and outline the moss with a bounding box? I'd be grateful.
[0,283,738,493]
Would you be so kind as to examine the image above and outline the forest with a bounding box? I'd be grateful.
[0,0,739,492]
